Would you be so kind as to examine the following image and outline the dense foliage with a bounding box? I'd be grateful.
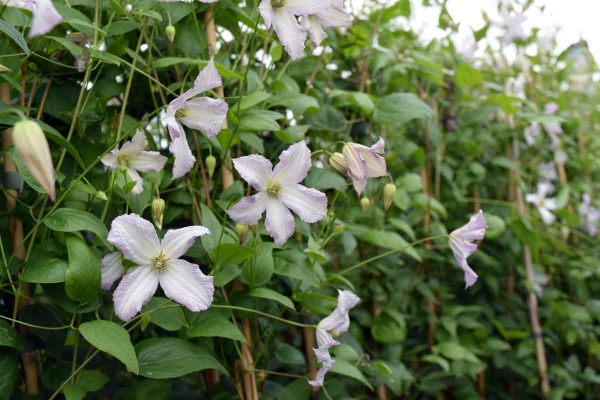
[0,0,599,399]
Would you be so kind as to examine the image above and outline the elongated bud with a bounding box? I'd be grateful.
[12,120,55,201]
[333,224,345,235]
[383,183,396,211]
[329,152,347,175]
[165,25,176,43]
[250,223,258,237]
[205,155,216,178]
[236,223,248,243]
[361,197,370,212]
[96,190,108,201]
[152,198,165,230]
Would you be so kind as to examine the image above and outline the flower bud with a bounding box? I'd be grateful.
[235,223,248,243]
[329,152,347,175]
[96,190,108,201]
[12,119,55,201]
[332,224,345,235]
[152,198,165,230]
[383,183,396,211]
[250,223,258,237]
[361,197,370,212]
[205,155,216,178]
[165,25,176,43]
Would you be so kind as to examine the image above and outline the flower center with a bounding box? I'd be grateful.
[270,0,285,7]
[266,181,282,197]
[116,153,130,167]
[330,329,341,337]
[175,108,189,120]
[150,251,169,272]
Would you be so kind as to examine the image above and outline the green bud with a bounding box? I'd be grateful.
[235,223,248,243]
[332,224,345,235]
[96,190,108,201]
[250,223,258,237]
[205,155,216,178]
[361,197,370,212]
[329,152,347,175]
[383,183,396,211]
[165,25,176,43]
[152,198,165,230]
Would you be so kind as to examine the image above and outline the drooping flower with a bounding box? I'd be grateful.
[342,137,387,195]
[101,130,167,195]
[525,181,558,226]
[258,0,331,60]
[2,0,63,37]
[448,210,487,289]
[162,59,228,179]
[100,252,124,290]
[227,141,327,245]
[308,290,360,387]
[524,121,541,146]
[107,214,213,322]
[301,0,351,47]
[578,194,600,236]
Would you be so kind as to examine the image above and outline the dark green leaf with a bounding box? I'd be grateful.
[64,234,101,303]
[79,320,139,374]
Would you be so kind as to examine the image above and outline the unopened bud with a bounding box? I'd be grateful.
[361,197,370,212]
[250,224,258,237]
[96,190,108,201]
[152,198,165,230]
[383,183,396,211]
[205,155,216,178]
[235,223,248,243]
[329,152,347,175]
[165,25,176,43]
[333,224,345,235]
[12,119,55,201]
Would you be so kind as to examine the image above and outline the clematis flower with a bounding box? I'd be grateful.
[537,161,557,182]
[342,137,387,195]
[227,141,327,245]
[526,181,558,226]
[162,59,228,179]
[107,214,213,322]
[448,210,487,289]
[578,194,600,236]
[101,130,167,195]
[258,0,331,60]
[542,102,562,148]
[524,122,541,146]
[532,270,549,298]
[495,3,527,44]
[301,0,351,47]
[100,252,124,290]
[308,290,360,387]
[554,149,567,164]
[2,0,63,37]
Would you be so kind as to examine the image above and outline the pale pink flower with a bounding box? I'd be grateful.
[3,0,62,37]
[162,59,228,179]
[342,138,387,195]
[227,141,327,245]
[496,3,527,44]
[258,0,331,60]
[543,102,562,147]
[524,122,541,146]
[100,252,124,290]
[309,290,360,387]
[107,214,213,322]
[537,162,557,182]
[449,210,487,289]
[579,194,600,236]
[101,130,167,195]
[526,182,558,225]
[301,0,351,47]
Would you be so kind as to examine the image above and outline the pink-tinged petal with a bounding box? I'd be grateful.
[192,59,223,94]
[264,197,295,245]
[315,328,339,350]
[266,7,307,60]
[100,252,124,290]
[279,184,327,223]
[227,192,268,224]
[168,126,196,179]
[125,167,144,195]
[161,226,211,260]
[113,266,159,322]
[179,97,228,138]
[100,149,119,170]
[164,97,187,128]
[318,290,360,334]
[343,144,367,181]
[232,155,273,191]
[448,210,487,289]
[319,2,352,28]
[159,259,214,312]
[308,346,335,387]
[302,15,328,46]
[352,178,367,195]
[108,214,160,265]
[286,0,331,16]
[462,263,479,289]
[128,130,148,153]
[273,141,312,184]
[544,102,559,115]
[28,0,62,37]
[370,137,385,154]
[129,151,167,172]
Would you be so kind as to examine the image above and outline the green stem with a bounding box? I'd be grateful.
[0,314,72,331]
[211,305,316,328]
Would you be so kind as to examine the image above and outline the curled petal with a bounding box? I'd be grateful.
[279,184,327,223]
[168,125,195,179]
[302,16,328,46]
[113,266,159,322]
[159,259,214,312]
[227,192,268,225]
[318,290,360,335]
[273,141,312,184]
[28,0,62,37]
[100,149,119,169]
[108,214,160,265]
[265,197,295,245]
[232,155,273,191]
[125,167,144,195]
[320,2,352,28]
[191,58,223,94]
[449,210,487,289]
[179,97,228,138]
[308,346,335,387]
[261,5,307,60]
[100,252,124,290]
[161,226,211,260]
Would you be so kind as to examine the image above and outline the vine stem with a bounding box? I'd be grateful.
[211,305,316,329]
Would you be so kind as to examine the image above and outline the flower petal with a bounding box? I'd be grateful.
[265,197,295,245]
[179,97,228,138]
[100,149,119,170]
[126,167,144,195]
[28,0,62,37]
[352,178,367,195]
[302,16,328,46]
[159,259,214,312]
[232,155,273,191]
[168,125,195,179]
[161,226,211,260]
[129,151,168,172]
[113,266,159,322]
[279,184,327,223]
[318,290,360,334]
[273,141,312,184]
[100,252,124,290]
[539,206,556,225]
[308,346,335,387]
[286,0,331,15]
[262,5,307,60]
[192,58,223,94]
[107,214,160,265]
[320,2,352,28]
[227,192,268,224]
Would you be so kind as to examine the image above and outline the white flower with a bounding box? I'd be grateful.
[526,182,558,225]
[100,252,124,290]
[342,137,387,195]
[578,194,600,236]
[301,0,351,47]
[449,210,487,289]
[3,0,62,37]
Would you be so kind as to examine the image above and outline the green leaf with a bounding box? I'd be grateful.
[275,125,310,144]
[267,93,320,116]
[233,91,272,112]
[89,49,122,66]
[44,208,110,248]
[187,317,247,342]
[213,243,255,268]
[200,204,232,253]
[421,354,450,372]
[153,58,242,80]
[106,20,141,35]
[454,63,484,88]
[331,359,373,389]
[357,229,421,261]
[274,250,321,287]
[238,110,283,131]
[433,342,480,363]
[0,349,17,398]
[241,243,274,287]
[0,320,21,350]
[65,234,101,303]
[136,337,227,379]
[0,20,29,55]
[79,320,139,374]
[77,370,109,392]
[275,343,306,366]
[250,287,295,310]
[20,257,67,284]
[6,146,46,195]
[304,168,347,191]
[279,379,310,400]
[63,384,86,400]
[115,380,171,400]
[371,309,407,343]
[214,264,241,287]
[373,93,433,125]
[142,298,185,331]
